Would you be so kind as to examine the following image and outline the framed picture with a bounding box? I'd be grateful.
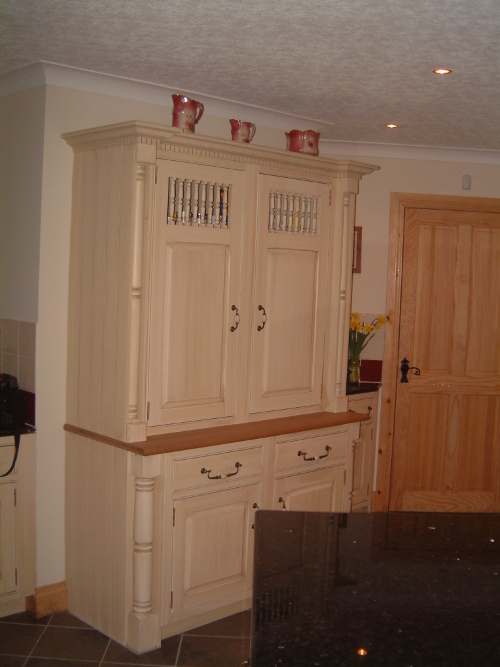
[353,226,362,273]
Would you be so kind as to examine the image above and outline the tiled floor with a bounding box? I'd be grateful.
[0,609,251,667]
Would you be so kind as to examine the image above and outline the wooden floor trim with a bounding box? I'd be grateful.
[26,581,68,619]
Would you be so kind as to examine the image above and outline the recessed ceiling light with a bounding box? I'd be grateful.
[386,123,398,129]
[433,68,452,75]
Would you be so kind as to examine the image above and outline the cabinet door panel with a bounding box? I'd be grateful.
[274,466,345,513]
[149,160,244,426]
[171,484,261,614]
[351,422,373,507]
[0,482,17,596]
[250,174,330,413]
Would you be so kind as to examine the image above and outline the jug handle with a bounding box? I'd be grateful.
[195,102,204,124]
[249,124,256,141]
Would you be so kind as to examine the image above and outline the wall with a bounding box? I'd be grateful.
[2,64,500,592]
[0,86,45,322]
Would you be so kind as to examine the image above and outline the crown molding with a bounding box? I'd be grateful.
[0,61,327,133]
[3,61,500,166]
[321,139,500,165]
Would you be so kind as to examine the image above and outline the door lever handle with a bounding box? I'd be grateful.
[400,357,421,383]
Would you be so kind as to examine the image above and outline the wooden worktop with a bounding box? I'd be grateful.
[64,411,368,456]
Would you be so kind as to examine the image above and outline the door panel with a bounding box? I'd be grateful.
[389,207,500,511]
[274,466,345,513]
[149,160,244,426]
[250,174,330,413]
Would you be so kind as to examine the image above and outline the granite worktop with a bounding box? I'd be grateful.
[252,511,500,666]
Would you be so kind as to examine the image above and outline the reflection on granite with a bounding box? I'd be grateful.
[252,511,500,666]
[346,382,381,396]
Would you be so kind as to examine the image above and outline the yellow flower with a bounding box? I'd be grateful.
[351,312,360,322]
[378,315,387,325]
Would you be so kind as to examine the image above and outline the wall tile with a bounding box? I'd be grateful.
[19,354,35,393]
[2,351,19,377]
[2,319,19,355]
[19,321,36,357]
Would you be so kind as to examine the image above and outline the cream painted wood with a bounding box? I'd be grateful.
[275,431,348,472]
[348,391,379,511]
[0,434,35,617]
[173,445,263,492]
[149,160,245,427]
[0,482,16,596]
[250,174,330,414]
[274,465,346,512]
[63,122,377,441]
[170,483,261,615]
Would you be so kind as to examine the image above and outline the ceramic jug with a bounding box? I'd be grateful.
[172,94,204,133]
[285,129,320,156]
[229,119,256,143]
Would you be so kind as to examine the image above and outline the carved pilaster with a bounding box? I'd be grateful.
[127,454,161,653]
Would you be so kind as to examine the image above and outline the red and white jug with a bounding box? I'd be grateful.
[172,94,204,133]
[229,119,256,143]
[285,129,320,156]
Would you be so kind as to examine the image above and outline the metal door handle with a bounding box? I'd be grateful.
[230,305,240,332]
[400,357,421,383]
[257,305,267,331]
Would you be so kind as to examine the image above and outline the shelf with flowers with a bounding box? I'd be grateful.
[348,312,387,387]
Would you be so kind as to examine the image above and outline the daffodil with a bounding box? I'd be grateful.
[349,312,387,363]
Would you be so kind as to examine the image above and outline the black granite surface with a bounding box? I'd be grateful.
[252,511,500,666]
[346,382,381,396]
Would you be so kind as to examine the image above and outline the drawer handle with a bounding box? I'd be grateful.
[297,444,331,462]
[367,405,372,414]
[201,461,242,480]
[251,503,260,530]
[257,304,267,331]
[278,496,287,510]
[230,304,240,332]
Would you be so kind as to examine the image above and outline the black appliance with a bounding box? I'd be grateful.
[0,374,32,476]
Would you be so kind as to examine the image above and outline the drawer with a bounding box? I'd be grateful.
[276,431,348,472]
[348,396,374,416]
[174,445,263,491]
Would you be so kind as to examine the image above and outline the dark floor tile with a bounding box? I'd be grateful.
[26,660,100,667]
[0,611,50,625]
[31,626,109,661]
[177,635,250,667]
[102,635,181,665]
[0,656,26,667]
[184,611,251,638]
[49,611,92,629]
[0,622,45,656]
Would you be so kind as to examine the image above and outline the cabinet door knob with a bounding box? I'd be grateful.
[257,304,267,331]
[230,304,240,332]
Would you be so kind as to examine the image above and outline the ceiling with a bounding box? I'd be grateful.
[1,0,500,150]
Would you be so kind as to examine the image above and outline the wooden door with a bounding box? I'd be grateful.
[274,465,346,513]
[389,205,500,511]
[171,483,261,614]
[250,174,330,414]
[149,160,244,427]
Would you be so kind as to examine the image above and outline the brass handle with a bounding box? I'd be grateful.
[201,461,242,480]
[230,305,240,332]
[257,305,267,331]
[278,496,287,509]
[297,444,331,461]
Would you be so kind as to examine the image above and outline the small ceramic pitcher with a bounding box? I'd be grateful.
[229,119,256,143]
[285,129,320,156]
[172,94,204,133]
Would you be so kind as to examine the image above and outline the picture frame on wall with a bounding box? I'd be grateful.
[353,226,362,273]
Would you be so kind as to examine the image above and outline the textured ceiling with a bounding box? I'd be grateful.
[1,0,500,149]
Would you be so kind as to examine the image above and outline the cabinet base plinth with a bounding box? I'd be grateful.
[127,612,160,653]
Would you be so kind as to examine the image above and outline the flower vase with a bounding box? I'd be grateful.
[349,356,361,386]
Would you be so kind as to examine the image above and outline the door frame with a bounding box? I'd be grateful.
[373,192,500,512]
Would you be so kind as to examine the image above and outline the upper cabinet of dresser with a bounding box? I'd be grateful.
[63,122,378,441]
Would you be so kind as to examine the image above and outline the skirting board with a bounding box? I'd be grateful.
[26,581,68,619]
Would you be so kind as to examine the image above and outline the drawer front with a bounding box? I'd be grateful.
[174,446,263,491]
[276,431,348,472]
[348,396,374,416]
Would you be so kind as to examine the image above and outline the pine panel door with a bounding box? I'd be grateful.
[250,174,330,414]
[149,160,244,426]
[389,208,500,511]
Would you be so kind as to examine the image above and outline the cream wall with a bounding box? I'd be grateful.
[2,65,500,592]
[0,86,45,322]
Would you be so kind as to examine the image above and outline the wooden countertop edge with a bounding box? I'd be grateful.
[64,411,368,456]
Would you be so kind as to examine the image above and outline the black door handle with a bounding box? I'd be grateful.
[400,357,421,383]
